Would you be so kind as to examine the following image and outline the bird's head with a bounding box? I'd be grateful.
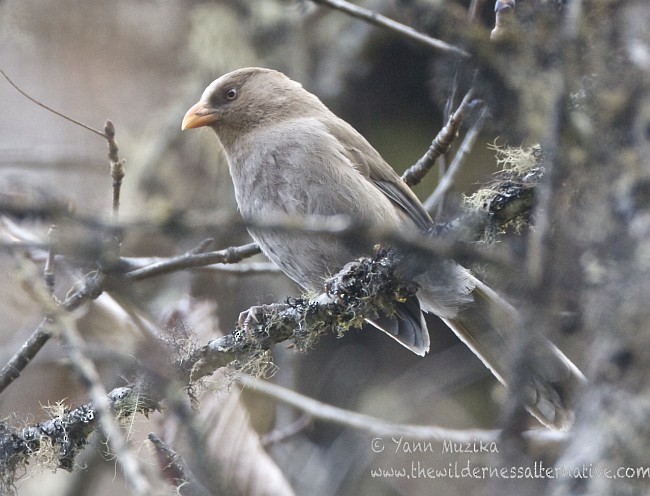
[182,67,326,142]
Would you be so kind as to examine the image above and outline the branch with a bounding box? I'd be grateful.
[0,320,55,395]
[105,120,125,220]
[148,433,212,496]
[59,318,158,495]
[402,88,479,187]
[123,242,261,281]
[0,68,106,139]
[0,386,156,492]
[184,250,417,381]
[311,0,470,58]
[0,242,538,479]
[0,239,261,395]
[423,108,488,212]
[239,374,568,445]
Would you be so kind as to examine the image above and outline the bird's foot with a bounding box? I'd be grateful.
[238,303,289,336]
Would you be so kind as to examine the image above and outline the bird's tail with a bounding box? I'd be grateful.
[440,278,585,430]
[366,296,430,356]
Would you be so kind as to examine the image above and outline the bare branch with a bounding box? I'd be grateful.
[43,225,58,294]
[105,120,126,220]
[123,242,262,281]
[122,257,280,275]
[0,270,106,395]
[423,108,488,212]
[402,88,479,187]
[260,414,312,447]
[0,68,106,139]
[148,433,212,496]
[311,0,470,58]
[238,374,568,445]
[0,321,55,394]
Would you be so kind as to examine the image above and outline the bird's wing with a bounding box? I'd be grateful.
[324,119,434,231]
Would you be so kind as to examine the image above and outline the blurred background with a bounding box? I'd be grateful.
[0,1,570,495]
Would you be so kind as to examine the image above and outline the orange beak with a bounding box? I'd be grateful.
[181,101,218,130]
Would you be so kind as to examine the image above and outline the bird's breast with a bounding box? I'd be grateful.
[222,120,403,289]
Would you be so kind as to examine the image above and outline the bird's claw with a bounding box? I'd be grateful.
[238,303,289,336]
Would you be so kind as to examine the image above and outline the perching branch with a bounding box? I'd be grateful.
[0,179,544,481]
[184,249,418,382]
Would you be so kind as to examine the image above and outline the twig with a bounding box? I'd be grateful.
[43,225,58,295]
[105,120,125,220]
[148,434,212,496]
[260,414,312,447]
[0,320,55,394]
[402,88,478,186]
[239,374,568,445]
[0,240,258,395]
[123,243,262,281]
[122,257,280,275]
[311,0,470,58]
[0,270,106,395]
[0,68,106,139]
[423,108,488,212]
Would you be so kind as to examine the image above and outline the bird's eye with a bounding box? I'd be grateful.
[225,88,237,100]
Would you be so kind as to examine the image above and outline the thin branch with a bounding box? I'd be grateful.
[123,243,262,281]
[311,0,470,58]
[0,68,106,139]
[423,108,488,212]
[260,414,312,447]
[0,320,55,394]
[105,120,125,220]
[238,374,568,445]
[122,257,280,275]
[148,433,212,496]
[0,270,106,395]
[402,88,479,186]
[0,240,260,394]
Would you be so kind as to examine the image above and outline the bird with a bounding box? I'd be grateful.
[181,67,584,429]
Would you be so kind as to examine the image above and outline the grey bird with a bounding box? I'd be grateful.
[182,67,584,429]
